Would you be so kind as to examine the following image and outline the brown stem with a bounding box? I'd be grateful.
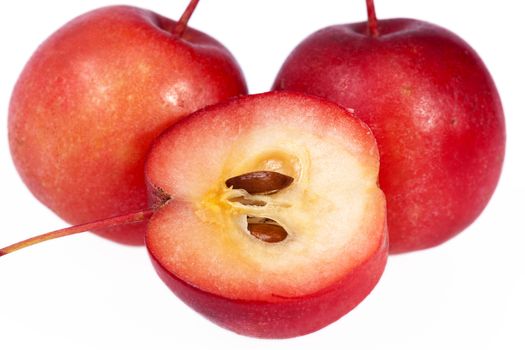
[173,0,200,37]
[0,209,155,257]
[366,0,379,37]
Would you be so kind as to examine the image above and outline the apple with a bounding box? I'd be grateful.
[144,91,388,338]
[8,1,247,245]
[273,0,505,253]
[1,91,388,338]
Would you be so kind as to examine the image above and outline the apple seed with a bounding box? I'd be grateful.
[247,218,288,243]
[225,171,293,195]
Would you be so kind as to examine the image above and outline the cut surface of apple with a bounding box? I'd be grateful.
[145,92,387,338]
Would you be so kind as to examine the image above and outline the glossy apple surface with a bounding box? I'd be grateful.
[273,15,505,253]
[8,5,247,244]
[145,91,388,338]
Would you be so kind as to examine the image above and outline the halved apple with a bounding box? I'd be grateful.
[145,91,387,338]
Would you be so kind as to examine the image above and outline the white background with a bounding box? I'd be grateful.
[0,0,523,349]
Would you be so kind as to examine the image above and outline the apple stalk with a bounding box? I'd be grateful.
[0,209,155,257]
[174,0,199,37]
[366,0,379,37]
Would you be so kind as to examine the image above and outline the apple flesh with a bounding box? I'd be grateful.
[8,5,247,245]
[273,9,505,253]
[145,91,388,338]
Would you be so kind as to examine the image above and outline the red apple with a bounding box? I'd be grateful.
[145,91,388,338]
[273,0,505,253]
[8,2,247,245]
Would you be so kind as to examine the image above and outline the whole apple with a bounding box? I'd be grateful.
[9,3,247,244]
[273,0,505,253]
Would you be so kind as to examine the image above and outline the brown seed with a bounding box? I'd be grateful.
[247,222,288,243]
[225,171,293,195]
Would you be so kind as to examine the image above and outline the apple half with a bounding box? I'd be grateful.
[145,92,388,338]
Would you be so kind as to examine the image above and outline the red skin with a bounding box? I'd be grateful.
[9,6,247,244]
[273,18,505,253]
[145,92,388,338]
[150,223,387,338]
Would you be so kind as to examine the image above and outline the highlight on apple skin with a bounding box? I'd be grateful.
[273,1,505,253]
[144,91,388,338]
[8,3,247,245]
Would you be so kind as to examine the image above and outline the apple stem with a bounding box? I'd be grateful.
[174,0,200,37]
[366,0,379,37]
[0,208,155,258]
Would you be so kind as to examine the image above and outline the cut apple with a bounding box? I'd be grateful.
[145,91,388,338]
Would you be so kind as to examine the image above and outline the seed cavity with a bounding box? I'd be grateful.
[228,196,266,207]
[247,217,288,243]
[225,171,292,243]
[225,171,293,195]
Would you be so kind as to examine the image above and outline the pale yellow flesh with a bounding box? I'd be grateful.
[151,125,385,300]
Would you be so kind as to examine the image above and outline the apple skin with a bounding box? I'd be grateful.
[149,225,387,338]
[273,18,505,253]
[144,92,388,338]
[8,5,247,244]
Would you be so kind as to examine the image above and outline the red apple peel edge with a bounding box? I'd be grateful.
[148,221,388,338]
